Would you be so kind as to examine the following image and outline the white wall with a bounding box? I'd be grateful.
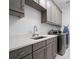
[61,6,70,31]
[9,5,60,36]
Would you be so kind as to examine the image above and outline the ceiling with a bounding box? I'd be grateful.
[53,0,70,10]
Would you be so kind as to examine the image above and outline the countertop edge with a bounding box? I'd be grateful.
[9,35,58,52]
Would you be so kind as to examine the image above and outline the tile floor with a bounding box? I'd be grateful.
[55,48,70,59]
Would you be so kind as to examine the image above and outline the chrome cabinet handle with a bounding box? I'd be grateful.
[18,50,25,56]
[20,51,25,55]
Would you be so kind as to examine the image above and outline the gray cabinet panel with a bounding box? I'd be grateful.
[33,47,46,59]
[9,45,32,59]
[9,0,24,12]
[54,5,62,26]
[51,1,55,23]
[46,0,62,26]
[47,37,57,59]
[54,5,58,24]
[47,0,52,22]
[9,0,24,17]
[47,38,54,45]
[47,42,54,59]
[53,37,57,58]
[59,11,62,26]
[33,41,46,51]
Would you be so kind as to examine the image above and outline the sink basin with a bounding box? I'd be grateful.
[31,36,46,40]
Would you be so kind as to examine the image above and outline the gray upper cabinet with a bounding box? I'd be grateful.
[47,0,62,26]
[55,5,62,26]
[47,0,56,24]
[54,5,58,24]
[59,10,62,26]
[51,1,55,23]
[9,0,24,13]
[47,0,52,22]
[9,0,25,17]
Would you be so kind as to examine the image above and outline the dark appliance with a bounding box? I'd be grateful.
[48,30,66,56]
[63,26,69,49]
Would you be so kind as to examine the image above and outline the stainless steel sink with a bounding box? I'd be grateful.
[31,36,46,40]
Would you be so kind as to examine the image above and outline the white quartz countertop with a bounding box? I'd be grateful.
[9,35,57,51]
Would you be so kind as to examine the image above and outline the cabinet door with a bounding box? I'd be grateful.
[47,0,55,23]
[59,11,62,26]
[33,41,46,51]
[54,5,58,24]
[21,54,32,59]
[52,38,57,58]
[57,7,60,25]
[33,47,46,59]
[47,43,54,59]
[9,0,24,13]
[39,0,47,9]
[47,0,52,22]
[56,7,60,25]
[9,45,32,59]
[47,38,57,59]
[51,1,55,23]
[54,5,62,26]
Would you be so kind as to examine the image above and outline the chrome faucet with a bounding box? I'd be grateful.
[32,25,39,37]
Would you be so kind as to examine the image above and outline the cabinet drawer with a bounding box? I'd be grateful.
[33,41,46,51]
[46,38,54,45]
[9,45,32,59]
[33,47,46,59]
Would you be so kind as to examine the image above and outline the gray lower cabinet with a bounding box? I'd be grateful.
[9,45,32,59]
[21,54,32,59]
[46,37,57,59]
[33,41,46,51]
[33,47,46,59]
[53,37,57,58]
[47,42,54,59]
[9,37,57,59]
